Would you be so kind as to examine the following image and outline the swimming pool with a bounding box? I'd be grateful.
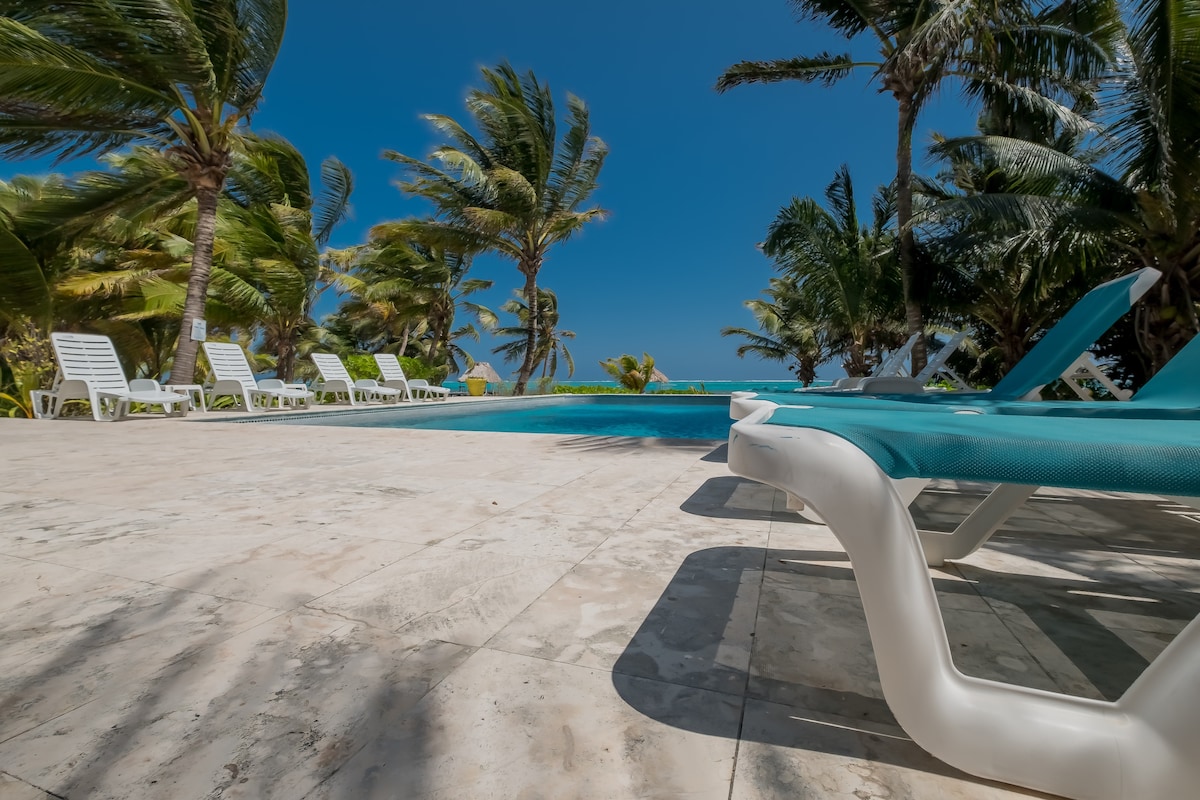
[439,378,819,394]
[234,395,733,439]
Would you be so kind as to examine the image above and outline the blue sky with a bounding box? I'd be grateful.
[2,0,977,381]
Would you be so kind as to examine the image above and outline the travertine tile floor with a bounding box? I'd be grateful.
[1,413,1198,799]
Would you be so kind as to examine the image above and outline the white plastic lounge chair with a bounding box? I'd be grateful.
[33,332,190,421]
[373,353,450,401]
[311,353,406,405]
[728,402,1200,800]
[202,341,314,411]
[804,332,921,391]
[856,328,972,393]
[1058,351,1133,400]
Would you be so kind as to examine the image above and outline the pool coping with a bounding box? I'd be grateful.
[201,392,730,426]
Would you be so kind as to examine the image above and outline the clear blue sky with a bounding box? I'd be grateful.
[2,0,977,381]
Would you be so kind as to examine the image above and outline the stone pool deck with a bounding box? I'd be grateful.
[1,414,1198,799]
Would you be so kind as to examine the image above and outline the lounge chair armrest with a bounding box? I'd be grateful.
[857,376,924,394]
[129,378,162,393]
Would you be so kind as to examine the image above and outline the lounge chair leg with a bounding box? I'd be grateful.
[29,390,49,419]
[918,483,1039,566]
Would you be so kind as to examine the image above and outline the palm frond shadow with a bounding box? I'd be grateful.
[552,435,722,454]
[0,562,445,799]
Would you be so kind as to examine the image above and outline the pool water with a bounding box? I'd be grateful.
[440,379,819,394]
[247,395,733,439]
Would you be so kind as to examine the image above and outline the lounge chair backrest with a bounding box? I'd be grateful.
[991,267,1160,400]
[202,342,258,391]
[875,333,921,378]
[914,329,970,384]
[1133,333,1200,407]
[50,332,130,393]
[373,353,408,382]
[311,353,353,384]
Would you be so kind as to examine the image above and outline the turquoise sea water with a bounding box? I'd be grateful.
[252,395,735,439]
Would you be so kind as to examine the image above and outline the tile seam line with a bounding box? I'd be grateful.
[0,770,67,800]
[476,448,715,653]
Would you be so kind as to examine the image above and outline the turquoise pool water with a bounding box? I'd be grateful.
[244,395,733,439]
[440,379,818,394]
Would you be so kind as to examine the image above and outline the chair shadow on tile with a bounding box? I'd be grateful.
[613,545,1200,780]
[679,476,796,523]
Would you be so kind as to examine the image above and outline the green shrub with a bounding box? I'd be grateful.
[401,357,447,384]
[343,354,378,381]
[553,384,632,394]
[343,354,446,384]
[0,320,56,418]
[650,385,709,395]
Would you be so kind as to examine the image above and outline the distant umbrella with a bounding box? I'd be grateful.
[650,367,669,383]
[461,362,503,383]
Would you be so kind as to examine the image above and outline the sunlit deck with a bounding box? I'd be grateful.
[1,417,1196,799]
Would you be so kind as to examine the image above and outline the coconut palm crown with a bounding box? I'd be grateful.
[716,0,1112,371]
[0,0,287,384]
[384,62,608,395]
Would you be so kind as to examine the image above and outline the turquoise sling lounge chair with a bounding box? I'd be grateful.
[733,266,1161,415]
[739,333,1200,564]
[728,403,1200,800]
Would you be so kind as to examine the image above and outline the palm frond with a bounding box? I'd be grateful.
[716,53,862,92]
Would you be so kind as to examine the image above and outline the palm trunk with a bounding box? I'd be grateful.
[895,91,926,374]
[514,268,539,396]
[427,313,448,367]
[846,340,869,377]
[169,183,220,385]
[397,322,411,357]
[276,334,296,382]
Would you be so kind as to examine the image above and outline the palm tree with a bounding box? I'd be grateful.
[931,2,1195,376]
[0,175,90,413]
[491,288,576,380]
[600,353,658,393]
[324,244,427,356]
[760,166,905,377]
[0,175,69,332]
[716,0,1111,370]
[334,226,495,376]
[213,136,352,380]
[916,112,1118,380]
[721,277,832,385]
[922,0,1200,374]
[0,0,287,384]
[49,138,350,382]
[383,62,608,395]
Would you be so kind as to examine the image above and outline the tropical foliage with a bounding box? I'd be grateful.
[383,63,608,394]
[0,0,288,384]
[2,0,1196,415]
[599,352,660,393]
[718,0,1115,371]
[492,288,576,380]
[328,227,495,379]
[725,166,904,380]
[729,0,1197,388]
